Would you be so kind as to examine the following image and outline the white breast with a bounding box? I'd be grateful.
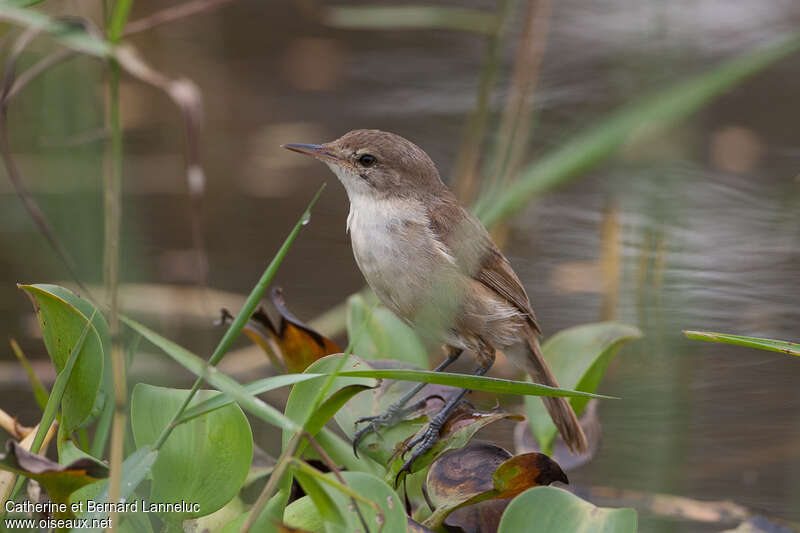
[346,195,456,320]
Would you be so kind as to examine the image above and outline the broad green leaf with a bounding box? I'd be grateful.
[335,368,614,399]
[498,486,637,533]
[121,315,299,432]
[186,496,246,533]
[347,294,429,368]
[131,385,253,519]
[321,472,406,533]
[292,468,345,529]
[121,315,375,479]
[282,354,377,451]
[19,284,108,430]
[684,330,800,357]
[525,322,640,454]
[72,446,158,532]
[58,441,104,469]
[177,373,324,424]
[478,33,800,227]
[283,495,325,532]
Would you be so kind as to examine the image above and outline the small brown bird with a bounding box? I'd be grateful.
[284,130,587,476]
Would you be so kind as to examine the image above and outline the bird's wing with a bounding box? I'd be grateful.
[426,192,541,335]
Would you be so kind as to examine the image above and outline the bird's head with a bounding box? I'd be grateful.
[283,129,443,200]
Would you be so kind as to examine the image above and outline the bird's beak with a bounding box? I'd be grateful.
[282,143,341,164]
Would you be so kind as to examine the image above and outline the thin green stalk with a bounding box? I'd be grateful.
[241,433,301,532]
[243,309,370,532]
[151,185,325,451]
[451,0,516,203]
[104,57,127,521]
[104,0,133,519]
[9,338,49,410]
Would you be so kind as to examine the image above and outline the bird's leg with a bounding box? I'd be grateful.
[352,347,463,456]
[395,345,495,485]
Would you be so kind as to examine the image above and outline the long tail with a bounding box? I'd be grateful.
[519,331,588,454]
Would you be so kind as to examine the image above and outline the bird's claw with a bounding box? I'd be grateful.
[394,418,444,486]
[352,400,427,457]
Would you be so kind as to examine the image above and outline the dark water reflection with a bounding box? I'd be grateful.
[1,0,799,530]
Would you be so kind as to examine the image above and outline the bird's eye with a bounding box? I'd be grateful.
[358,154,376,167]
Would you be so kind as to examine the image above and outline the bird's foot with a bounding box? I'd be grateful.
[394,409,449,485]
[352,396,442,457]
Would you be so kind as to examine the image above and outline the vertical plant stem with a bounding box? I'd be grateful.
[451,0,515,203]
[104,57,127,530]
[477,0,552,217]
[104,2,132,526]
[241,433,300,532]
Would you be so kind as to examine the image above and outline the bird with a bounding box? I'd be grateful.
[283,129,588,479]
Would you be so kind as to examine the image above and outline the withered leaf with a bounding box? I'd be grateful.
[221,287,340,373]
[424,443,566,530]
[0,440,107,517]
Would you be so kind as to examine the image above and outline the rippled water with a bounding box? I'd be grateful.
[1,0,799,530]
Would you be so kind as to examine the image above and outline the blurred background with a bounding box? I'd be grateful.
[1,1,799,531]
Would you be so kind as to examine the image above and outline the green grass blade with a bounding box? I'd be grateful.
[120,315,301,432]
[72,446,158,532]
[176,374,324,424]
[0,4,112,57]
[9,338,49,410]
[325,6,499,35]
[107,0,133,42]
[206,184,325,369]
[684,330,800,357]
[478,33,800,227]
[334,369,615,399]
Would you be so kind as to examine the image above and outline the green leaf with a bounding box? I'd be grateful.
[9,339,49,410]
[347,294,429,368]
[58,441,105,470]
[19,284,108,430]
[121,315,300,432]
[0,5,112,57]
[498,486,637,533]
[282,354,377,451]
[525,322,640,455]
[107,0,133,42]
[478,33,800,227]
[335,368,615,399]
[291,468,345,528]
[131,384,253,519]
[684,330,800,357]
[177,373,324,424]
[283,495,325,532]
[72,446,158,531]
[324,6,499,35]
[321,472,406,533]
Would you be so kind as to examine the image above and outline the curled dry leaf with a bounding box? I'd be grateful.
[0,440,107,518]
[424,443,567,530]
[221,287,340,373]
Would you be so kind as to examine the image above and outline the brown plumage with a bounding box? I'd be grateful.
[284,129,588,455]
